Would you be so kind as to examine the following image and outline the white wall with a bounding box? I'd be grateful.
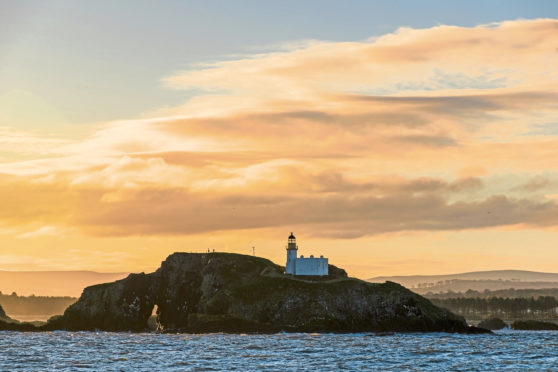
[295,256,328,276]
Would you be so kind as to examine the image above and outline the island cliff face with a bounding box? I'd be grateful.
[47,253,483,333]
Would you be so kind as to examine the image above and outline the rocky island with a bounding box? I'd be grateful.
[2,253,487,333]
[477,318,507,331]
[511,320,558,330]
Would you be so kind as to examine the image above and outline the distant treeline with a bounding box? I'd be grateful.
[411,280,558,295]
[425,288,558,299]
[431,296,558,320]
[414,279,523,289]
[0,292,76,317]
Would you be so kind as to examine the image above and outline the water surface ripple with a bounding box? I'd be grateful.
[1,330,557,371]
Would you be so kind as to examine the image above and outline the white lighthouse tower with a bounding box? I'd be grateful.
[285,232,298,274]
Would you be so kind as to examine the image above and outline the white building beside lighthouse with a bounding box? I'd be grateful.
[285,232,328,276]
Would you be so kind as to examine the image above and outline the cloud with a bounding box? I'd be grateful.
[70,188,558,238]
[1,19,558,241]
[2,166,557,239]
[389,135,458,147]
[18,225,64,239]
[164,19,558,101]
[0,127,69,161]
[513,176,555,193]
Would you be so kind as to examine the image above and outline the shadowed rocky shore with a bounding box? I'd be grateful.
[2,253,488,334]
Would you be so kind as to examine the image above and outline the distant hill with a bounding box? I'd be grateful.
[0,271,128,297]
[368,270,558,294]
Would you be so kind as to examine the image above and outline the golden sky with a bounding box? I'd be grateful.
[1,19,558,278]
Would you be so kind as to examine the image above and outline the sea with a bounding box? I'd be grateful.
[0,330,556,371]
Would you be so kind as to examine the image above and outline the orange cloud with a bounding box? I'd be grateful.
[164,19,558,101]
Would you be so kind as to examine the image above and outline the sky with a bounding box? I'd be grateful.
[1,1,558,278]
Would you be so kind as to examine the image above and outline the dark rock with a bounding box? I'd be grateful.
[465,325,493,334]
[0,320,40,331]
[478,318,507,330]
[41,253,488,334]
[328,264,348,278]
[512,320,558,330]
[59,273,156,331]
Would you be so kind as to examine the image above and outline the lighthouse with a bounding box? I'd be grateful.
[285,232,328,276]
[285,232,298,274]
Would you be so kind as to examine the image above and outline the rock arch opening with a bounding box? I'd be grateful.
[146,304,162,331]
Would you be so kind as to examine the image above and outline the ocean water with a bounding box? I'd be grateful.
[1,330,556,371]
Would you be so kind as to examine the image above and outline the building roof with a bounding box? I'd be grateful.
[288,232,296,240]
